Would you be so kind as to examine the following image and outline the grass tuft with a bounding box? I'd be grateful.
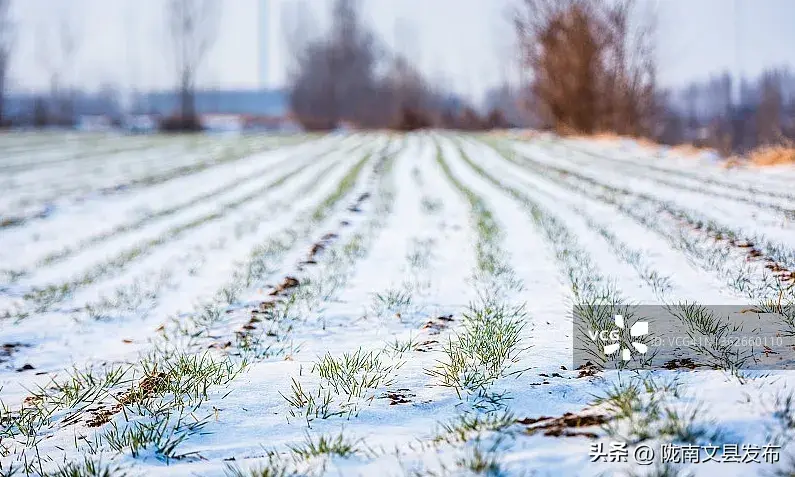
[288,431,361,460]
[224,453,300,477]
[371,288,414,316]
[49,456,129,477]
[427,294,526,398]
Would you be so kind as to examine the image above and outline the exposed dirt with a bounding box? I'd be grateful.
[348,192,371,213]
[415,340,439,352]
[421,314,455,335]
[120,372,167,406]
[575,361,601,378]
[670,211,795,286]
[1,342,30,365]
[86,372,168,428]
[209,340,232,351]
[86,406,117,428]
[268,276,300,296]
[301,232,340,267]
[518,412,609,438]
[380,388,416,405]
[237,274,301,343]
[0,217,24,229]
[662,358,701,370]
[226,185,374,356]
[538,372,564,378]
[309,243,324,257]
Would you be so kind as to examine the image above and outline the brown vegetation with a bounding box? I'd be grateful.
[748,145,795,166]
[286,0,509,132]
[393,106,433,131]
[510,1,795,166]
[518,411,609,438]
[670,144,717,158]
[514,0,658,137]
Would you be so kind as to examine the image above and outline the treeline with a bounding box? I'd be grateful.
[0,0,10,127]
[659,68,795,154]
[288,0,659,135]
[3,0,794,152]
[0,0,221,131]
[492,0,795,155]
[286,0,512,131]
[289,0,795,157]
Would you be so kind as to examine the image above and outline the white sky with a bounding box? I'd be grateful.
[7,0,795,103]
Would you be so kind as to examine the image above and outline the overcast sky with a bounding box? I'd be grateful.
[7,0,795,103]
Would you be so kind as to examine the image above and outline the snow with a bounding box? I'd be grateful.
[1,131,795,476]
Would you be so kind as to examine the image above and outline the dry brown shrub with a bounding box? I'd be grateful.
[748,146,795,166]
[573,132,622,143]
[633,137,660,151]
[721,156,745,169]
[515,0,658,137]
[669,144,717,158]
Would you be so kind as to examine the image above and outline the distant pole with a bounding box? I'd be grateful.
[260,0,269,90]
[125,2,135,113]
[393,17,399,57]
[734,0,740,104]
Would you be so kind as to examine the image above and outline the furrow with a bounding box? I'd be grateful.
[0,136,355,277]
[1,140,374,318]
[0,136,313,229]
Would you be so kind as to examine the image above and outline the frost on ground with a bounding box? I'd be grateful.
[1,131,795,476]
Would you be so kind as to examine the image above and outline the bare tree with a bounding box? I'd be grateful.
[682,83,699,137]
[388,53,440,130]
[288,0,383,129]
[484,83,527,128]
[757,69,784,146]
[669,66,795,154]
[57,16,80,123]
[35,8,81,125]
[514,0,658,136]
[285,0,486,131]
[166,0,220,129]
[0,0,12,125]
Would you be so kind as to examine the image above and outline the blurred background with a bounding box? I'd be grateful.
[1,0,794,155]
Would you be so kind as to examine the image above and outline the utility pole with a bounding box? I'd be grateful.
[734,0,741,104]
[125,0,138,114]
[259,0,269,90]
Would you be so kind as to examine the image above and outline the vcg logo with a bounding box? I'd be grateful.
[588,315,649,361]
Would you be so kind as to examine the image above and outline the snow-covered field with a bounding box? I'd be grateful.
[1,131,795,477]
